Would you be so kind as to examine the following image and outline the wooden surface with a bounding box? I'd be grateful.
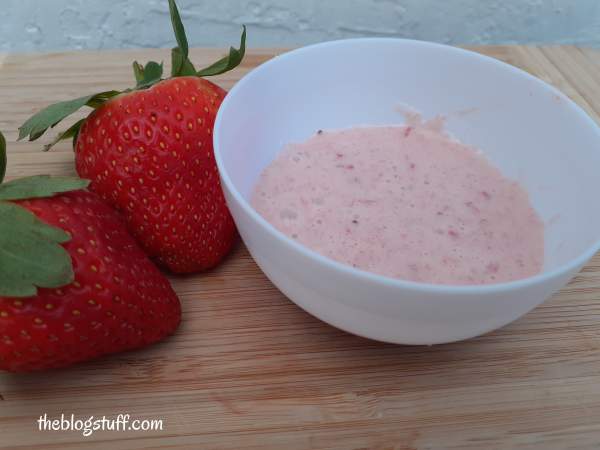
[1,46,600,450]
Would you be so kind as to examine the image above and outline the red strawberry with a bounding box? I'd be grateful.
[74,76,235,273]
[19,0,245,274]
[0,134,181,372]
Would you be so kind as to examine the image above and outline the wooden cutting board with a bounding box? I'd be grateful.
[1,46,600,450]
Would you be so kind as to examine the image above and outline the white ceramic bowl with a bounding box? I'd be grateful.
[214,38,600,344]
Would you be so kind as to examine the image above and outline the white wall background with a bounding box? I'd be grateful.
[1,0,600,53]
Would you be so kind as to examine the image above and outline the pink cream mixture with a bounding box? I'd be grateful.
[251,125,544,285]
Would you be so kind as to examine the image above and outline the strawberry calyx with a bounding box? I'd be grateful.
[0,131,90,298]
[19,91,121,151]
[167,0,246,79]
[19,0,246,152]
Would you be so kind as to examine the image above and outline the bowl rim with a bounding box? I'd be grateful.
[214,37,600,295]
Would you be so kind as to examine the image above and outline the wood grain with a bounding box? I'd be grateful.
[2,46,600,450]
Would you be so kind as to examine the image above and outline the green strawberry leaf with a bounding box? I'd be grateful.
[196,26,247,77]
[0,201,74,298]
[0,175,89,201]
[168,0,245,78]
[43,118,86,152]
[82,90,122,108]
[0,131,6,184]
[133,61,164,89]
[19,90,121,142]
[133,61,145,84]
[169,0,189,76]
[171,47,197,77]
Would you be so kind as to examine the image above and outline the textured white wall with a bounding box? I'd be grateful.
[1,0,600,53]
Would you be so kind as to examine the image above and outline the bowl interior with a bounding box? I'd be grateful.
[216,39,600,274]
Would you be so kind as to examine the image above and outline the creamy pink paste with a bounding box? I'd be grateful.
[251,125,544,285]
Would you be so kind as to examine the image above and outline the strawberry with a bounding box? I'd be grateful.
[73,76,235,273]
[19,0,245,274]
[0,133,181,372]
